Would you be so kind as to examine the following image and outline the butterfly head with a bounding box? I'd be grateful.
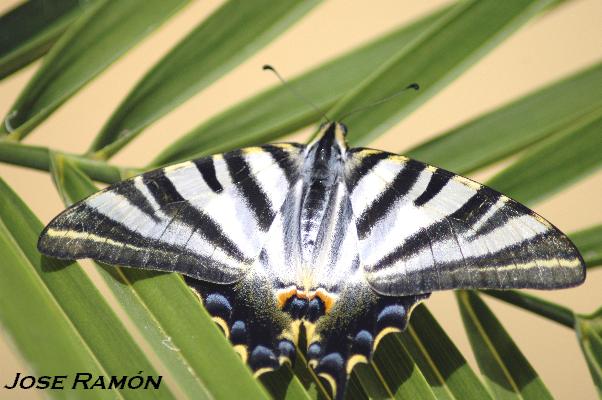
[310,122,348,154]
[302,122,348,181]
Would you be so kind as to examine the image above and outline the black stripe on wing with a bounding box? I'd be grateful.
[356,159,426,239]
[345,149,389,190]
[111,180,160,222]
[373,231,585,295]
[193,157,224,193]
[414,168,453,206]
[469,196,533,238]
[263,144,304,185]
[371,187,500,272]
[224,150,276,232]
[143,169,246,261]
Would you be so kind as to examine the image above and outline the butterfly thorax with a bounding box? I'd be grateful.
[298,123,348,287]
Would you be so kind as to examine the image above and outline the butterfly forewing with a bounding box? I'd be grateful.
[345,148,585,296]
[38,143,305,283]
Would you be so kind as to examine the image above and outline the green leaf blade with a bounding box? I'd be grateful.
[401,305,493,400]
[0,178,175,399]
[480,290,574,328]
[367,334,437,399]
[570,225,602,269]
[0,0,98,80]
[457,291,553,399]
[3,0,189,140]
[486,109,602,204]
[89,0,321,158]
[406,62,602,174]
[0,192,110,399]
[330,0,561,147]
[150,4,452,166]
[0,141,129,184]
[575,310,602,396]
[126,270,270,399]
[260,365,314,400]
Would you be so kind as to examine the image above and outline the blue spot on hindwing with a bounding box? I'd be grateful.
[308,342,323,360]
[278,340,296,363]
[307,298,325,322]
[352,330,373,357]
[376,304,407,330]
[249,345,278,371]
[231,320,246,344]
[204,293,232,320]
[319,352,344,371]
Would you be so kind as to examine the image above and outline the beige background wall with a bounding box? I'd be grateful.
[1,0,601,399]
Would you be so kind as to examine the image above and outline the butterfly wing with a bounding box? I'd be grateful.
[345,148,586,296]
[38,143,305,284]
[185,276,297,376]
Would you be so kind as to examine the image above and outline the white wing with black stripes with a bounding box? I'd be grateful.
[38,143,305,284]
[345,148,585,296]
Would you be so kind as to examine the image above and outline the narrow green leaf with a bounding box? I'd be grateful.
[150,4,452,166]
[125,270,269,399]
[260,364,313,400]
[329,0,561,147]
[406,62,602,174]
[0,0,98,80]
[457,291,553,399]
[570,225,602,269]
[0,183,110,399]
[480,290,575,328]
[487,109,602,204]
[48,155,269,399]
[400,305,493,400]
[360,333,437,399]
[2,0,188,139]
[90,0,321,159]
[290,349,331,400]
[575,309,602,397]
[0,178,174,399]
[353,362,394,399]
[346,372,369,400]
[0,140,132,184]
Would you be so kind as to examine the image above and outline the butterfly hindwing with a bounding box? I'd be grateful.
[306,286,429,399]
[185,276,297,376]
[345,148,585,296]
[38,143,305,283]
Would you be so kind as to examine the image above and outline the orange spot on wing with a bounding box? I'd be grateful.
[276,286,297,309]
[276,287,337,313]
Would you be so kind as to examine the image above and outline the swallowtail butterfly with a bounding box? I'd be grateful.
[38,122,585,399]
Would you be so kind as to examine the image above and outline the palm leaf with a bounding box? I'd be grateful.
[1,0,189,139]
[89,0,321,159]
[406,62,602,174]
[0,0,98,80]
[0,1,599,399]
[457,291,554,399]
[0,178,176,399]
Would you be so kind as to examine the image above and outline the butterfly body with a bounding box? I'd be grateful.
[38,122,585,399]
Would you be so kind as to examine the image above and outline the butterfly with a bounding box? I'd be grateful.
[38,121,585,399]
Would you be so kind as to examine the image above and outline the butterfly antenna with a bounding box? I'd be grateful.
[263,65,330,123]
[339,83,420,122]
